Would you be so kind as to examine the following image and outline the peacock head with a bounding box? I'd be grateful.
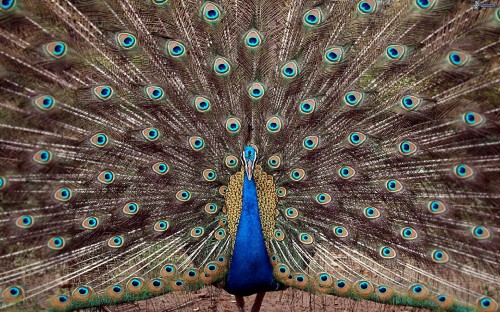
[242,145,257,180]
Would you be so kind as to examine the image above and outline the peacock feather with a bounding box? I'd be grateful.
[0,0,499,311]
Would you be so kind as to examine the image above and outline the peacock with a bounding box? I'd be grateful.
[0,0,499,311]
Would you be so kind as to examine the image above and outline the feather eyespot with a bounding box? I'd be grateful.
[248,82,265,99]
[145,86,165,100]
[123,202,139,215]
[97,170,115,184]
[355,280,374,295]
[151,0,168,5]
[343,91,364,107]
[324,47,343,64]
[106,285,124,300]
[316,272,333,287]
[0,0,16,12]
[315,193,331,205]
[82,216,99,229]
[281,61,299,79]
[108,236,124,248]
[398,141,417,155]
[126,278,144,293]
[266,116,283,133]
[380,246,396,259]
[386,45,406,60]
[477,297,498,312]
[225,117,241,133]
[202,169,217,182]
[204,203,218,215]
[0,176,5,189]
[1,286,24,302]
[93,86,113,101]
[166,40,186,58]
[33,95,56,111]
[357,0,376,14]
[299,233,314,244]
[303,135,319,150]
[245,30,263,48]
[54,187,72,202]
[338,166,355,179]
[348,132,366,146]
[202,2,221,22]
[161,264,177,278]
[152,162,169,175]
[147,279,164,292]
[219,185,227,195]
[213,57,231,75]
[45,41,67,58]
[49,294,72,308]
[401,227,418,240]
[142,127,160,141]
[194,96,211,112]
[276,187,286,197]
[190,226,205,238]
[274,263,290,279]
[274,229,285,241]
[214,228,226,240]
[363,207,380,219]
[448,51,469,67]
[16,215,34,228]
[33,149,52,164]
[154,220,169,232]
[408,284,429,299]
[376,286,395,300]
[48,237,65,250]
[333,226,349,238]
[285,207,299,219]
[225,155,239,168]
[431,249,449,263]
[454,164,474,179]
[334,280,351,294]
[298,99,316,115]
[176,190,191,202]
[385,179,403,192]
[400,95,422,110]
[415,0,435,9]
[428,200,446,214]
[471,226,490,240]
[116,33,137,49]
[189,136,205,151]
[90,133,109,147]
[303,8,322,26]
[290,168,305,181]
[267,155,282,169]
[462,111,484,126]
[72,286,93,301]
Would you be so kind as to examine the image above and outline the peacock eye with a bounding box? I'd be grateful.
[90,133,109,147]
[97,170,115,184]
[53,187,72,202]
[154,220,169,232]
[379,246,396,259]
[82,216,99,229]
[303,136,319,150]
[453,164,474,179]
[93,86,114,101]
[213,57,231,75]
[400,95,422,110]
[398,141,417,155]
[315,193,331,205]
[33,149,52,164]
[152,162,169,175]
[267,155,281,169]
[358,0,377,14]
[225,117,241,133]
[225,155,239,168]
[281,61,299,79]
[386,45,406,60]
[303,8,322,26]
[248,82,265,99]
[33,95,56,111]
[244,30,263,48]
[401,227,418,240]
[190,226,205,238]
[202,2,222,22]
[194,96,211,112]
[0,0,16,11]
[324,47,343,64]
[343,91,364,107]
[462,111,484,126]
[448,51,469,67]
[142,127,160,141]
[338,166,355,179]
[123,202,139,215]
[166,40,186,58]
[266,116,283,133]
[108,235,124,248]
[290,168,305,181]
[202,169,217,182]
[415,0,435,9]
[16,215,34,228]
[189,136,205,151]
[298,99,317,115]
[276,186,287,197]
[176,190,191,202]
[299,232,314,244]
[471,226,490,240]
[48,237,65,250]
[145,86,165,100]
[116,33,137,49]
[333,226,349,238]
[45,41,67,58]
[215,228,226,240]
[363,207,380,219]
[385,179,403,192]
[428,200,446,214]
[431,249,449,263]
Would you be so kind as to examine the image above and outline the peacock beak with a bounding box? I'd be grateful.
[244,159,254,180]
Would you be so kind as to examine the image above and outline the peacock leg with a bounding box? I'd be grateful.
[235,295,245,312]
[250,292,266,312]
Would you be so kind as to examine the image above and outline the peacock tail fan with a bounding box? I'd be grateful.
[0,0,499,311]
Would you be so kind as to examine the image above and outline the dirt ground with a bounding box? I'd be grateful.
[102,287,433,312]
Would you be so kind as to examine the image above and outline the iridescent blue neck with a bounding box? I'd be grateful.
[226,173,275,296]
